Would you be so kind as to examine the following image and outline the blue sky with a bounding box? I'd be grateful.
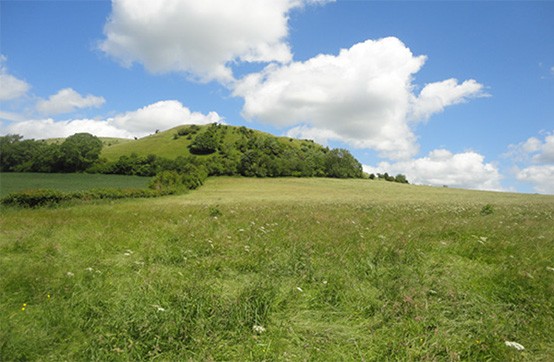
[1,0,553,193]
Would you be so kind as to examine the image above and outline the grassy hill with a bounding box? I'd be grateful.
[2,177,553,360]
[100,124,321,162]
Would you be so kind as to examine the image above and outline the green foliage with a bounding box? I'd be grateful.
[0,188,164,207]
[148,166,207,193]
[480,204,495,215]
[324,148,363,178]
[189,125,221,155]
[1,189,69,207]
[59,133,103,172]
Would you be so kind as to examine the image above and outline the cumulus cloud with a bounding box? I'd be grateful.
[507,132,554,164]
[6,118,133,139]
[110,100,222,134]
[516,165,554,194]
[410,78,487,121]
[365,149,504,191]
[37,88,105,115]
[100,0,330,82]
[234,37,485,160]
[507,131,554,194]
[0,55,30,101]
[4,100,222,139]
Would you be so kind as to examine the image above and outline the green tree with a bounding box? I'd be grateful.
[324,148,363,178]
[60,133,103,172]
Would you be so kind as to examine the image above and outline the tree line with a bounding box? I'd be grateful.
[0,127,365,181]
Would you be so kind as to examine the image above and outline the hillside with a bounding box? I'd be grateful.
[101,124,323,161]
[97,123,363,179]
[2,177,553,360]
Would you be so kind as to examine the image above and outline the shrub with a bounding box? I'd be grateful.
[480,204,495,216]
[1,189,68,207]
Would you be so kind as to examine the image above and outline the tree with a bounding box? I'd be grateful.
[324,148,363,178]
[60,133,102,172]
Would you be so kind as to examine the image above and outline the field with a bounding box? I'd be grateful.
[0,172,151,197]
[1,177,553,360]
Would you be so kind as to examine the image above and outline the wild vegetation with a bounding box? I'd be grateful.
[1,124,367,180]
[1,177,553,360]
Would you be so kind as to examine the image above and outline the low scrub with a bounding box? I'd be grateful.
[1,188,170,208]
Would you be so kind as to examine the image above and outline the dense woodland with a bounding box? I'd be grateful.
[0,124,408,190]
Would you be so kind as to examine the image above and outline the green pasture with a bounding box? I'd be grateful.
[1,177,553,360]
[0,172,151,197]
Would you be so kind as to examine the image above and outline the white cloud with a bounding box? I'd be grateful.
[410,78,487,121]
[234,37,485,160]
[37,88,106,115]
[6,118,133,139]
[507,131,554,194]
[100,0,330,82]
[507,131,554,164]
[3,100,222,139]
[366,149,504,191]
[516,165,554,194]
[110,100,222,135]
[0,55,30,101]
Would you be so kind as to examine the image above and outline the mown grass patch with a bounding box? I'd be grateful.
[1,178,553,360]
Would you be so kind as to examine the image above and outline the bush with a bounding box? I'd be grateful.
[1,188,170,208]
[1,189,69,207]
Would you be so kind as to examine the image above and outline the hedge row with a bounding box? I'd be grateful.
[0,188,176,208]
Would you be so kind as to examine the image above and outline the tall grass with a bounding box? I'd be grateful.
[1,178,553,360]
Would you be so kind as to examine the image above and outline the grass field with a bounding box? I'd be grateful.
[1,177,553,360]
[0,172,151,197]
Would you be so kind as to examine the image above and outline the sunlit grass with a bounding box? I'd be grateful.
[1,177,553,360]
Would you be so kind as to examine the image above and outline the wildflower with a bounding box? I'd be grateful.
[21,303,27,311]
[66,271,74,277]
[252,325,266,334]
[152,304,166,312]
[296,287,303,292]
[505,341,525,351]
[85,267,94,272]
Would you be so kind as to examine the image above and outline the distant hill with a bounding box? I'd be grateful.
[1,124,363,179]
[98,123,363,179]
[101,124,321,161]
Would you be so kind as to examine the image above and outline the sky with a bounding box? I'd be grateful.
[1,0,553,194]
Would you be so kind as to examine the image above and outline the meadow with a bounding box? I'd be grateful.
[1,177,553,361]
[0,172,151,197]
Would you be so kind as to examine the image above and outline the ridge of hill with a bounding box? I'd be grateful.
[101,124,323,161]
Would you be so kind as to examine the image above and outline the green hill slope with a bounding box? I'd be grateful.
[101,124,321,161]
[98,123,363,179]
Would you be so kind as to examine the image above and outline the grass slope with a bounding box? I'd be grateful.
[0,172,151,197]
[100,124,321,161]
[1,178,553,360]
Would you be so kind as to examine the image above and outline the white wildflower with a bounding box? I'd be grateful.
[505,341,525,351]
[85,267,94,272]
[152,304,166,312]
[66,272,74,277]
[296,287,303,292]
[252,325,266,334]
